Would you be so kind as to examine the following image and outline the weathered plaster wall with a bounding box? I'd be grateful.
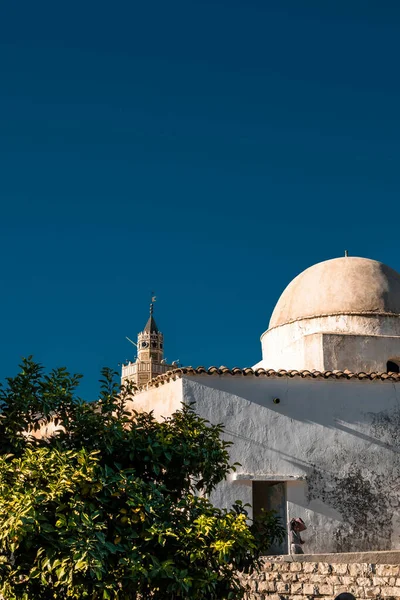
[242,555,400,600]
[126,378,183,420]
[321,333,400,373]
[180,374,400,553]
[258,315,400,372]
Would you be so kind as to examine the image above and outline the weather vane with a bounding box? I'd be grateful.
[150,291,157,315]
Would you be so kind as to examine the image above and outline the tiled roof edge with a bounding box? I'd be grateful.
[136,366,400,391]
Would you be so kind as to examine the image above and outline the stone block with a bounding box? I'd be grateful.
[291,582,303,594]
[247,580,258,592]
[281,572,296,582]
[349,563,368,576]
[303,562,318,573]
[340,576,357,585]
[256,580,266,592]
[319,584,334,595]
[381,586,400,597]
[325,575,342,585]
[319,562,333,575]
[303,584,318,595]
[335,586,350,595]
[334,584,364,597]
[376,565,400,577]
[274,562,290,572]
[310,574,329,583]
[290,562,303,572]
[357,576,372,587]
[373,576,391,586]
[332,564,349,575]
[276,582,290,593]
[365,587,381,598]
[258,580,276,592]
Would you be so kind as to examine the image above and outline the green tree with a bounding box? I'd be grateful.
[0,358,284,599]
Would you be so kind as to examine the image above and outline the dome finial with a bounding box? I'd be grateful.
[345,250,349,257]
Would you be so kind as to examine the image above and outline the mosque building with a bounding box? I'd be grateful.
[122,256,400,554]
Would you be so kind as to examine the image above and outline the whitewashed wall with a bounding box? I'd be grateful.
[179,374,400,554]
[126,377,183,420]
[258,314,400,372]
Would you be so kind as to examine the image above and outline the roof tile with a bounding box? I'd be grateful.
[136,366,400,391]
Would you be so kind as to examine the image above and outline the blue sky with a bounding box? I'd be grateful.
[1,1,400,398]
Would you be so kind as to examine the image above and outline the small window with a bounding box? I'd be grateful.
[387,360,400,374]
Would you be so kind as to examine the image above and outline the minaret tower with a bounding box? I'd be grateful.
[121,298,175,388]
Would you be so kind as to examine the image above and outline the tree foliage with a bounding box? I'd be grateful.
[0,358,284,599]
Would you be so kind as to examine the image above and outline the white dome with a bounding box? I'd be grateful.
[269,257,400,330]
[256,257,400,373]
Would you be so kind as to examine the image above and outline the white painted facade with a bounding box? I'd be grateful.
[128,372,400,554]
[256,314,400,373]
[125,256,400,554]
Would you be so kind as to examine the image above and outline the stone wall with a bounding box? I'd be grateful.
[243,552,400,600]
